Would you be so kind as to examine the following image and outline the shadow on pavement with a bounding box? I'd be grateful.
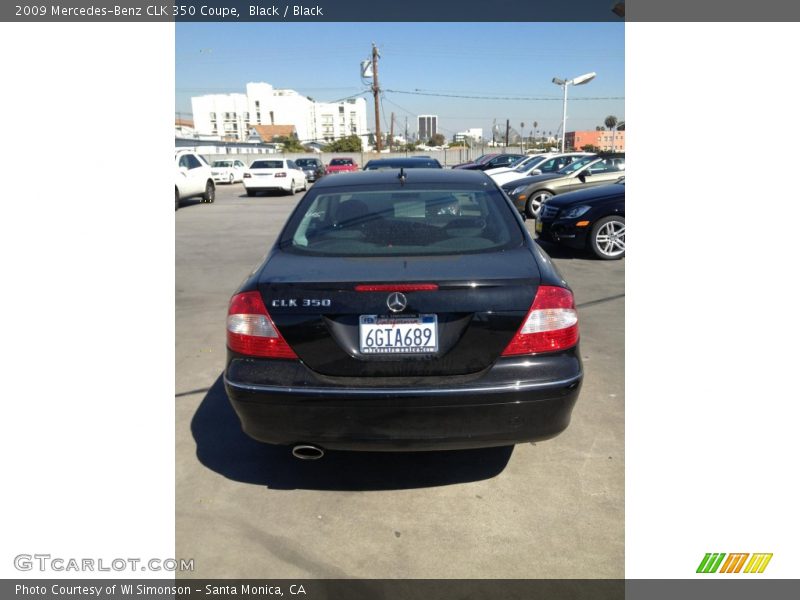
[190,375,514,491]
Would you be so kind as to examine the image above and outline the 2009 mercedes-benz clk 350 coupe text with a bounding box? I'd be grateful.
[224,169,583,455]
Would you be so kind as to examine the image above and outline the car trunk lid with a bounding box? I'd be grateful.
[259,248,540,378]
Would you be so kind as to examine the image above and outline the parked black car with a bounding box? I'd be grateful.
[294,157,327,183]
[454,153,525,171]
[451,153,498,169]
[363,157,442,170]
[224,169,583,457]
[536,181,625,260]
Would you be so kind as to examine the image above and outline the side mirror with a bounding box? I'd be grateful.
[530,169,542,175]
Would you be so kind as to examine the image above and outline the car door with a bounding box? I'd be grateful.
[178,153,206,196]
[286,160,297,186]
[234,160,246,181]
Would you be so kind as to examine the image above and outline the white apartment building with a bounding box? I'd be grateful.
[191,82,369,146]
[454,128,483,143]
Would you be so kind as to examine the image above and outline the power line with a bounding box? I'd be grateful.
[385,89,624,102]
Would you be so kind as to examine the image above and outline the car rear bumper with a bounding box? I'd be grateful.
[243,180,291,191]
[224,352,582,451]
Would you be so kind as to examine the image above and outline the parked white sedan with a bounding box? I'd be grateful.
[175,149,215,210]
[490,153,592,188]
[243,159,308,196]
[211,159,246,184]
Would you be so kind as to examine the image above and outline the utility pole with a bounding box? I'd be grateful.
[371,43,382,152]
[389,112,394,153]
[404,116,408,156]
[505,119,510,149]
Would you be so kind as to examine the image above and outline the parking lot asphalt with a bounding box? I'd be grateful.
[175,182,624,578]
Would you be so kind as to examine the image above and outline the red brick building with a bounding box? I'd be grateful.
[565,130,625,152]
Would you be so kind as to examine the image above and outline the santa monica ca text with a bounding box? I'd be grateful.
[16,584,307,596]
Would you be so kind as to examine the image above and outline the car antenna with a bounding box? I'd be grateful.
[398,167,406,184]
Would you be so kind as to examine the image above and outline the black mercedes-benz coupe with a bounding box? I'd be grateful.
[224,169,583,458]
[536,181,625,260]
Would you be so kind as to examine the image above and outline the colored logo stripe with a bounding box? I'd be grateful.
[744,553,773,573]
[719,553,749,573]
[698,552,773,574]
[697,553,726,573]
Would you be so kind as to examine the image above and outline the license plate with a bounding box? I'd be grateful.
[359,314,438,355]
[535,220,543,233]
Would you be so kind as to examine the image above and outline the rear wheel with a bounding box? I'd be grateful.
[289,180,296,195]
[228,173,234,184]
[203,180,215,203]
[526,190,552,218]
[589,216,625,260]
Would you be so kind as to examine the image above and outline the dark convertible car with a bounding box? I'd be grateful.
[536,181,625,260]
[224,169,583,458]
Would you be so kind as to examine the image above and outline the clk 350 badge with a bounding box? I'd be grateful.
[271,299,332,308]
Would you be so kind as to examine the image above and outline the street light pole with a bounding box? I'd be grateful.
[560,83,568,153]
[552,72,596,154]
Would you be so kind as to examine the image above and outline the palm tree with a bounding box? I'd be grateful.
[533,120,538,147]
[605,115,619,151]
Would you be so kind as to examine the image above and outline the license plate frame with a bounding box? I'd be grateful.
[359,314,438,355]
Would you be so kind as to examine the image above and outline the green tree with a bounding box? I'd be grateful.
[274,136,305,153]
[324,135,363,152]
[428,133,445,146]
[604,115,619,151]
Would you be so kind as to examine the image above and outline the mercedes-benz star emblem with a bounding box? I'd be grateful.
[386,292,407,313]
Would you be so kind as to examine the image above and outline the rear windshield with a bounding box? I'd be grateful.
[251,160,283,169]
[295,159,316,167]
[279,186,524,257]
[330,158,353,165]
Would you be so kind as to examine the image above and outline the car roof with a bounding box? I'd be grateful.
[365,158,440,166]
[250,158,286,164]
[310,168,491,189]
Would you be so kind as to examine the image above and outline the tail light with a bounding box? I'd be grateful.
[501,286,579,356]
[275,172,287,178]
[227,291,297,358]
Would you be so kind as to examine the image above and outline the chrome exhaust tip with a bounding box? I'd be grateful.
[292,444,325,460]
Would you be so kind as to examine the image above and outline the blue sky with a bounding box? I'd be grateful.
[176,22,624,139]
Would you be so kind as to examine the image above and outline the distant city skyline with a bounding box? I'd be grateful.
[176,22,624,140]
